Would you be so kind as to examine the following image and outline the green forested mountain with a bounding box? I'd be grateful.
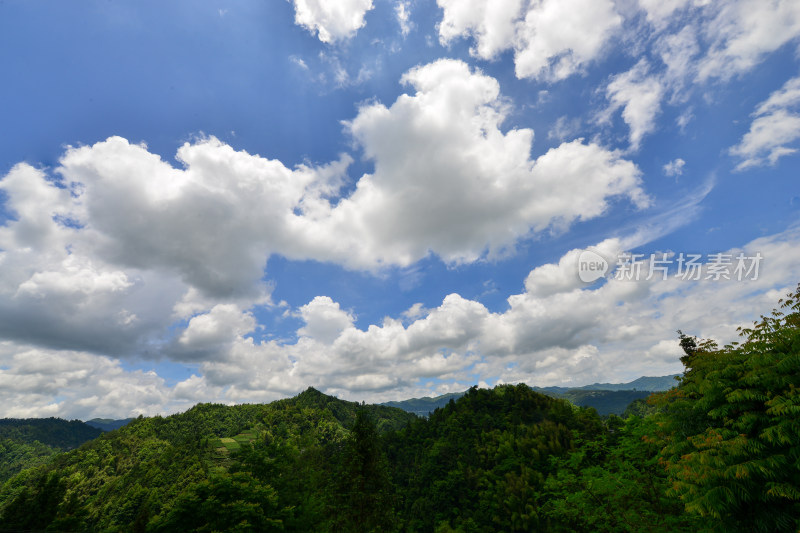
[0,388,416,532]
[0,287,798,531]
[0,418,103,450]
[0,419,103,484]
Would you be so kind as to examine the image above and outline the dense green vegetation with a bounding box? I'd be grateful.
[0,418,104,451]
[0,285,798,531]
[0,419,103,483]
[652,294,800,532]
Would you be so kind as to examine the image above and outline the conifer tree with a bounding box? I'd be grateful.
[333,409,395,532]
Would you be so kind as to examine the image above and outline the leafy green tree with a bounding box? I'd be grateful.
[0,471,66,531]
[150,472,284,532]
[656,285,800,532]
[541,415,702,532]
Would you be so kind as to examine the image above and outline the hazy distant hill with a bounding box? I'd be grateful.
[574,374,680,392]
[534,374,680,395]
[383,375,679,416]
[558,389,654,415]
[84,418,135,432]
[381,392,465,417]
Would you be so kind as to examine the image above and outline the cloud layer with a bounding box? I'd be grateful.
[3,224,797,419]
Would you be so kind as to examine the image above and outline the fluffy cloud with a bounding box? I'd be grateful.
[314,59,648,266]
[58,136,342,300]
[176,304,257,361]
[663,158,686,176]
[697,0,800,81]
[7,62,645,281]
[601,60,664,150]
[0,343,171,419]
[297,296,355,344]
[730,76,800,169]
[437,0,524,59]
[0,164,186,356]
[523,238,623,298]
[437,0,621,81]
[291,0,374,43]
[513,0,622,80]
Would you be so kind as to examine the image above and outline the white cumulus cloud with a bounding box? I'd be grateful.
[314,59,649,266]
[437,0,622,81]
[663,158,686,177]
[731,76,800,169]
[291,0,375,43]
[514,0,622,81]
[697,0,800,82]
[601,60,664,150]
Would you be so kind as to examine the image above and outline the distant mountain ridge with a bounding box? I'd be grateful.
[537,374,680,394]
[381,392,464,417]
[84,418,135,432]
[381,374,680,416]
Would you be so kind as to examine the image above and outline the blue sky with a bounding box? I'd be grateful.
[1,0,799,419]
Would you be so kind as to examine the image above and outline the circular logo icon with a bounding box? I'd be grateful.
[577,249,608,283]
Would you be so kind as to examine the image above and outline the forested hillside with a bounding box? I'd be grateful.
[0,286,798,531]
[0,419,103,483]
